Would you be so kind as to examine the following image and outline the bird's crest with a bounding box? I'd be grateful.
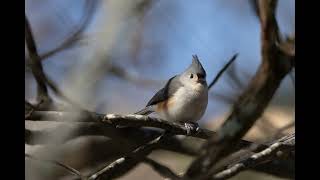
[184,55,206,77]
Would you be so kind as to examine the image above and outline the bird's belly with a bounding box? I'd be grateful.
[158,87,208,122]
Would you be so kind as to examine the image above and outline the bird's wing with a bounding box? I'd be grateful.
[146,75,182,106]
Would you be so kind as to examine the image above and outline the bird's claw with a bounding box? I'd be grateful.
[184,122,200,135]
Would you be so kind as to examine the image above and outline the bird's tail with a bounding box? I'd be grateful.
[134,106,154,115]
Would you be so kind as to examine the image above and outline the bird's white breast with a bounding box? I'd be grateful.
[158,84,208,122]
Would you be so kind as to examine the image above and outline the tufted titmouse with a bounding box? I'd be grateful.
[135,55,208,134]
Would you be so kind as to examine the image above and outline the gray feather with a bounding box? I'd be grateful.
[134,75,182,115]
[146,75,182,106]
[134,106,155,115]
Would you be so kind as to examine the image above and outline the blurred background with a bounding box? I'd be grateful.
[25,0,295,179]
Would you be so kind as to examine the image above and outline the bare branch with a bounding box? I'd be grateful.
[25,14,51,103]
[213,133,294,180]
[103,114,216,139]
[26,111,214,139]
[208,53,238,89]
[39,0,98,61]
[211,57,249,105]
[184,1,294,179]
[25,15,84,110]
[26,102,267,153]
[143,158,181,180]
[251,157,294,179]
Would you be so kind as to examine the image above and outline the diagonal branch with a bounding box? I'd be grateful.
[25,14,51,103]
[250,157,294,179]
[184,1,294,179]
[213,133,295,180]
[208,53,238,89]
[35,0,98,61]
[25,14,84,110]
[143,158,181,180]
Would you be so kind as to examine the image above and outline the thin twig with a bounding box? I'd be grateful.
[208,53,238,89]
[143,158,181,180]
[39,0,98,61]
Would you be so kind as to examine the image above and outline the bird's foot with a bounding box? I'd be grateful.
[184,122,200,135]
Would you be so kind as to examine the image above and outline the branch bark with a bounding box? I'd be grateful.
[25,14,84,110]
[208,54,238,89]
[25,15,51,103]
[143,158,181,180]
[213,133,294,180]
[26,111,258,148]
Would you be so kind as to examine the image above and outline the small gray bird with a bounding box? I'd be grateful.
[135,55,208,134]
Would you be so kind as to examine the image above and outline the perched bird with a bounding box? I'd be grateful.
[135,55,208,134]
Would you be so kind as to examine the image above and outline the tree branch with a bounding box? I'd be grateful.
[184,1,294,179]
[213,133,294,180]
[32,0,98,61]
[26,111,213,138]
[143,158,181,180]
[25,15,84,110]
[25,15,51,103]
[251,157,294,179]
[26,111,259,148]
[208,53,238,89]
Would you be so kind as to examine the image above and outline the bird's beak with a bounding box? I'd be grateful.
[196,74,206,84]
[197,78,206,84]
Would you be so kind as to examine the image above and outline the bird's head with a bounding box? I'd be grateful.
[180,55,207,88]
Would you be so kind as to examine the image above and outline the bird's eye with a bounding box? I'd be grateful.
[190,74,194,79]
